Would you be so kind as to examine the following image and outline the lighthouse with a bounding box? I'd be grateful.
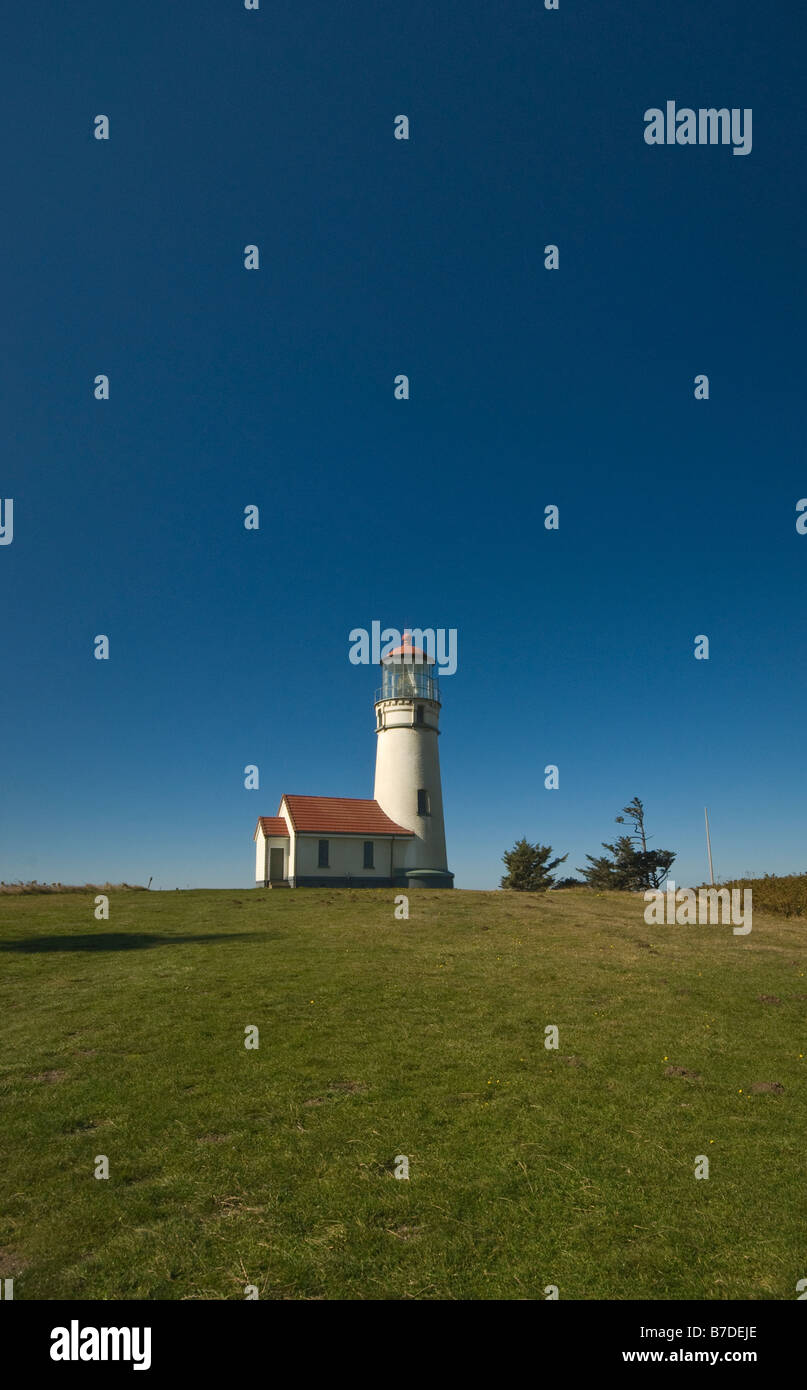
[253,628,454,889]
[373,633,454,888]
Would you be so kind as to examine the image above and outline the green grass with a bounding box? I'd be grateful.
[1,887,805,1301]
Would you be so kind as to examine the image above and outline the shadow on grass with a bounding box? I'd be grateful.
[0,932,260,954]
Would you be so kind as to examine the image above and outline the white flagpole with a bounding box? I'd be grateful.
[704,806,715,885]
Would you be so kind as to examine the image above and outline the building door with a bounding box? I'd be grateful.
[269,848,284,882]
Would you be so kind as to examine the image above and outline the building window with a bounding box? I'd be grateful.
[377,708,382,728]
[417,789,430,816]
[363,841,374,869]
[415,705,424,724]
[318,839,329,868]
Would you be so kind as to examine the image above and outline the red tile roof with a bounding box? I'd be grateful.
[281,795,414,836]
[254,816,289,840]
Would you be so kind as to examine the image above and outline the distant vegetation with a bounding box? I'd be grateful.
[698,873,807,919]
[500,840,567,891]
[0,882,147,895]
[578,797,676,890]
[503,798,676,895]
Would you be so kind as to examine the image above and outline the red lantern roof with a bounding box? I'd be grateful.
[381,635,434,665]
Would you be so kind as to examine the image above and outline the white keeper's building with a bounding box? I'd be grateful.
[254,635,453,889]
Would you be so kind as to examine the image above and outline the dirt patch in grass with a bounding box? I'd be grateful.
[29,1069,67,1084]
[303,1081,367,1106]
[749,1082,784,1093]
[212,1194,265,1217]
[757,995,782,1005]
[0,1249,31,1278]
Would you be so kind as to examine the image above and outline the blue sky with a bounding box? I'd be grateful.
[2,0,805,889]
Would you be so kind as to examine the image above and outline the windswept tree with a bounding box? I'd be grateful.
[578,798,675,891]
[501,839,568,892]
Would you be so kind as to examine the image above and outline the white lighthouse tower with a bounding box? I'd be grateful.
[373,633,454,888]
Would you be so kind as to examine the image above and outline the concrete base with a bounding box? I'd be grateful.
[392,868,455,889]
[256,873,455,890]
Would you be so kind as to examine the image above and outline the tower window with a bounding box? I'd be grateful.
[417,789,430,816]
[318,839,329,868]
[363,841,374,869]
[415,705,424,724]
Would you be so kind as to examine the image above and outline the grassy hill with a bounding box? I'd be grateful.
[1,887,805,1301]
